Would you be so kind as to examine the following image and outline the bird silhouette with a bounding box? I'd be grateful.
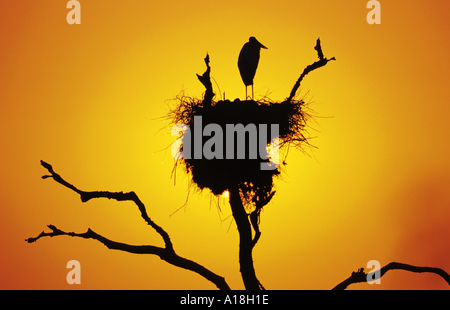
[238,37,267,100]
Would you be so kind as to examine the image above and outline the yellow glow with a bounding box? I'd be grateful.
[266,138,280,165]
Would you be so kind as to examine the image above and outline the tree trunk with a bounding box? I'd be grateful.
[228,184,263,290]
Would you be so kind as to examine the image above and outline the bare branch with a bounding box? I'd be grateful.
[332,262,450,290]
[196,53,214,108]
[40,160,174,253]
[34,161,231,290]
[26,225,230,290]
[287,38,336,102]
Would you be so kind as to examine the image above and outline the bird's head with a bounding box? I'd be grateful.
[249,36,267,49]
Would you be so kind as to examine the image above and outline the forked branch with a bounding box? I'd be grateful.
[287,38,336,102]
[40,160,174,252]
[27,161,230,290]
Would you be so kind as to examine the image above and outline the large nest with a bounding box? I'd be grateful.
[169,96,311,211]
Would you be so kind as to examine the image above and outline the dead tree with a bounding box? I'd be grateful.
[168,38,335,289]
[27,38,448,290]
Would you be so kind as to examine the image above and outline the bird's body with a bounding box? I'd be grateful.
[238,37,267,99]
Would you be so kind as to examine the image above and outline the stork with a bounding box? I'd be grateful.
[238,37,267,100]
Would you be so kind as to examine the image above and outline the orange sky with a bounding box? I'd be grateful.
[1,1,450,290]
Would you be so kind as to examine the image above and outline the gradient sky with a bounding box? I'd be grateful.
[1,1,450,290]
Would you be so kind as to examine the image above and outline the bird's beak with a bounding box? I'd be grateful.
[256,39,267,49]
